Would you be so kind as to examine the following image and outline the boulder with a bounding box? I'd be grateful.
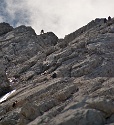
[49,109,105,125]
[86,97,114,117]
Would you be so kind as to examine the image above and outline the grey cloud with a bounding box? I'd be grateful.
[0,0,114,38]
[0,0,30,27]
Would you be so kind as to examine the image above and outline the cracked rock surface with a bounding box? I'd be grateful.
[0,18,114,125]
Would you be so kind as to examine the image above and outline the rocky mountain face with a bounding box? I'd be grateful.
[0,46,11,97]
[0,18,114,125]
[0,22,13,96]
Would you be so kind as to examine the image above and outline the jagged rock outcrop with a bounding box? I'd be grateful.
[1,17,114,125]
[64,18,107,44]
[0,22,13,36]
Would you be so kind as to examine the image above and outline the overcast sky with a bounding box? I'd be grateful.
[0,0,114,38]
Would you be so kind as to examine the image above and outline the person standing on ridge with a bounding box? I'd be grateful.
[40,29,44,34]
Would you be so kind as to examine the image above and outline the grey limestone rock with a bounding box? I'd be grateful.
[1,18,114,125]
[0,47,11,97]
[0,22,13,36]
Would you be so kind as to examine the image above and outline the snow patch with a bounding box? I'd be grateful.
[0,90,16,103]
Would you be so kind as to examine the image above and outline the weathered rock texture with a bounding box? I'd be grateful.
[0,17,114,125]
[0,22,13,36]
[0,46,11,97]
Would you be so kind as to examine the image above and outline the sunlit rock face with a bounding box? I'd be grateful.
[1,18,114,125]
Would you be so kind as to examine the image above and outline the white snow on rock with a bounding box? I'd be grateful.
[0,90,16,103]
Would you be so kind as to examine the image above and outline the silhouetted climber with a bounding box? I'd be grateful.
[104,18,107,23]
[108,16,111,21]
[40,29,44,34]
[12,100,17,108]
[51,73,57,78]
